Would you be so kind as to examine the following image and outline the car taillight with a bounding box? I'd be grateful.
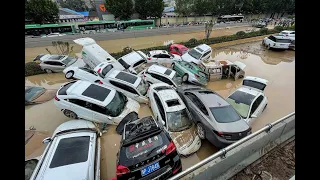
[143,72,146,78]
[166,141,176,155]
[147,58,151,60]
[97,68,101,73]
[116,165,130,176]
[195,74,199,78]
[54,95,60,101]
[99,80,103,84]
[173,165,181,174]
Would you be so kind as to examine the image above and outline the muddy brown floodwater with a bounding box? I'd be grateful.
[25,41,294,180]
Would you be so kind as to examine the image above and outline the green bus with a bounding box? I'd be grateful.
[77,20,117,33]
[117,19,155,30]
[25,24,76,37]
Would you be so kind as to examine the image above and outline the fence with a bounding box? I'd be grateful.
[169,112,295,180]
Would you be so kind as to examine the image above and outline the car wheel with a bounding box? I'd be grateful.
[63,109,78,119]
[266,45,271,50]
[182,74,188,82]
[171,63,175,69]
[65,71,74,79]
[45,69,53,73]
[197,123,206,139]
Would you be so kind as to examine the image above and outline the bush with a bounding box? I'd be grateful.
[274,26,284,32]
[236,31,246,36]
[188,38,198,45]
[25,62,45,77]
[259,28,268,34]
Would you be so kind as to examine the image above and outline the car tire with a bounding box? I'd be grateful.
[182,74,188,82]
[197,123,206,139]
[266,45,271,50]
[171,63,175,69]
[45,69,53,73]
[63,109,78,119]
[65,71,74,79]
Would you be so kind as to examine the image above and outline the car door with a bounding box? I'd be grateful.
[52,61,66,72]
[77,67,100,82]
[201,50,211,61]
[132,60,147,74]
[151,54,160,63]
[90,103,113,124]
[247,95,264,125]
[68,98,93,121]
[289,32,295,37]
[41,61,56,71]
[152,93,166,126]
[184,92,209,125]
[160,54,173,63]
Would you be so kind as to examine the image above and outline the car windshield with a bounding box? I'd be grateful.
[62,57,77,66]
[226,91,255,118]
[188,49,202,60]
[210,105,241,123]
[25,87,46,102]
[105,91,127,117]
[118,58,130,69]
[137,79,148,96]
[166,109,193,132]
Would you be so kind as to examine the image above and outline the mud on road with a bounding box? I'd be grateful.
[231,140,295,180]
[25,40,295,179]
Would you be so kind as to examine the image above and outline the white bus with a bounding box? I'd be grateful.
[217,14,244,23]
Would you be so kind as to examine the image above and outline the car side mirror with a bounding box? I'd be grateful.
[42,137,51,144]
[251,114,257,118]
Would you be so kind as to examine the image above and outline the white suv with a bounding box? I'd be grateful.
[101,69,149,104]
[262,35,292,50]
[26,120,101,180]
[54,80,140,125]
[148,83,201,156]
[140,64,182,87]
[118,51,148,74]
[146,50,181,64]
[279,30,295,38]
[181,44,212,64]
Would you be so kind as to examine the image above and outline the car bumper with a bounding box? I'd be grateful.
[178,136,202,156]
[271,46,289,49]
[206,131,237,149]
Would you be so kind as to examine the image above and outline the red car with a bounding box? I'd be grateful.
[169,44,189,56]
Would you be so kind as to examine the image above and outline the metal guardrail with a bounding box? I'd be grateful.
[168,112,295,180]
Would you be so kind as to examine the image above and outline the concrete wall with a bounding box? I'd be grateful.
[180,114,295,180]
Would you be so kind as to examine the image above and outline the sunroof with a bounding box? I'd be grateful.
[115,72,138,84]
[164,69,172,75]
[154,86,171,91]
[166,99,180,107]
[82,84,111,101]
[196,47,204,52]
[49,136,90,168]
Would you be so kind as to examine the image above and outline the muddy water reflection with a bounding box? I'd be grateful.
[25,41,294,179]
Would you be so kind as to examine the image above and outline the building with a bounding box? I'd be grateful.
[58,8,84,23]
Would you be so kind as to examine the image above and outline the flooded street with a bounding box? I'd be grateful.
[25,41,294,179]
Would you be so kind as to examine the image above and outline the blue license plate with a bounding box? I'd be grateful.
[141,162,160,177]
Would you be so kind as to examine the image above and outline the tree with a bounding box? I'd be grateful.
[105,0,134,20]
[135,0,164,19]
[25,0,59,24]
[207,0,218,19]
[193,0,210,20]
[205,21,215,40]
[59,0,88,11]
[175,0,193,22]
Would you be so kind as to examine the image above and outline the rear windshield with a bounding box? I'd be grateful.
[125,134,163,159]
[118,58,130,69]
[58,81,76,95]
[210,105,241,123]
[101,64,114,77]
[243,80,266,91]
[275,38,291,43]
[49,136,90,168]
[25,87,46,101]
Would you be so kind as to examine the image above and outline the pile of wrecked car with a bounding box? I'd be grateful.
[26,37,271,180]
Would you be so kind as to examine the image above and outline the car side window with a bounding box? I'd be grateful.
[109,80,138,95]
[68,99,92,109]
[133,60,145,68]
[149,73,174,85]
[152,54,160,58]
[161,54,171,58]
[43,61,55,65]
[91,103,110,116]
[250,95,264,116]
[290,32,295,34]
[185,92,208,115]
[154,93,166,123]
[174,47,179,52]
[80,67,96,75]
[202,50,211,58]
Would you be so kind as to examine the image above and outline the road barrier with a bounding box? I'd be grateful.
[169,112,295,180]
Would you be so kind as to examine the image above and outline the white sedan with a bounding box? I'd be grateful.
[63,66,103,83]
[146,50,181,64]
[279,30,295,37]
[226,76,268,125]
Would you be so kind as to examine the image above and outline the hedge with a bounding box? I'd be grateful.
[25,62,45,77]
[25,26,287,77]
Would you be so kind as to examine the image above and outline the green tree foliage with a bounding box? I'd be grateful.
[175,0,193,17]
[25,0,59,24]
[105,0,134,20]
[135,0,164,19]
[193,0,210,17]
[59,0,88,11]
